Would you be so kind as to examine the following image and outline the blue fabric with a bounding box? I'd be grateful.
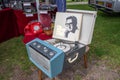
[56,0,66,12]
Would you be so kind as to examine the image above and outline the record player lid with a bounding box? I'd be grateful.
[53,9,97,45]
[66,9,97,45]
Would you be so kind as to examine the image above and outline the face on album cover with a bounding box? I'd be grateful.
[53,12,83,42]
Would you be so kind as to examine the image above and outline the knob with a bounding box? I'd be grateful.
[37,45,41,48]
[33,42,37,45]
[49,52,54,56]
[43,47,48,52]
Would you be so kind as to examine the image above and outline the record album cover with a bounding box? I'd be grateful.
[53,12,83,42]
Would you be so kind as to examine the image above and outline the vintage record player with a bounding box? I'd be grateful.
[26,9,97,78]
[45,9,97,67]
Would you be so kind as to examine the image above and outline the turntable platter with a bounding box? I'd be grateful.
[54,43,71,53]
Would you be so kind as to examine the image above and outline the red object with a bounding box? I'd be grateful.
[14,10,52,44]
[24,22,43,35]
[0,8,52,43]
[23,32,52,44]
[23,21,52,44]
[23,32,37,44]
[38,33,52,40]
[14,10,38,35]
[0,8,20,43]
[40,14,52,28]
[106,3,112,8]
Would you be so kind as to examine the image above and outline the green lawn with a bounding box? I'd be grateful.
[0,36,34,80]
[66,0,88,2]
[0,4,120,80]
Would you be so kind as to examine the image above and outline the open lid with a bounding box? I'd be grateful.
[66,9,97,45]
[52,12,83,42]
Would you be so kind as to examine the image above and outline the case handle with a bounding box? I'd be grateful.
[68,53,79,63]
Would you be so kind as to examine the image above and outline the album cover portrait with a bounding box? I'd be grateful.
[53,12,83,42]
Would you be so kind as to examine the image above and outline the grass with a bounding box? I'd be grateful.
[0,4,120,80]
[0,36,34,80]
[66,0,88,2]
[92,13,120,70]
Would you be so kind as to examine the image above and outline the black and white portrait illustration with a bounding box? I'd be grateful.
[65,16,78,38]
[53,12,83,42]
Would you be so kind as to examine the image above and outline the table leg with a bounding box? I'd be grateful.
[83,53,87,68]
[52,78,55,80]
[38,70,42,80]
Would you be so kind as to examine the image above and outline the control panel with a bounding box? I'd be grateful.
[29,41,57,59]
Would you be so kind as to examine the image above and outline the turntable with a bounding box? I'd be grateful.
[45,39,86,66]
[26,9,97,78]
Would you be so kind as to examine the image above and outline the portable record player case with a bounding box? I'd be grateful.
[46,9,97,68]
